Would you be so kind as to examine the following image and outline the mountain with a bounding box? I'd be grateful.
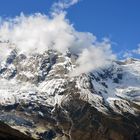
[0,41,140,140]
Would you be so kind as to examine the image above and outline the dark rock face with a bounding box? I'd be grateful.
[0,122,35,140]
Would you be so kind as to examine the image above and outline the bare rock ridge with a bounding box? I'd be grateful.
[0,42,140,140]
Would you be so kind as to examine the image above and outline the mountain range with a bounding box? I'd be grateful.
[0,41,140,140]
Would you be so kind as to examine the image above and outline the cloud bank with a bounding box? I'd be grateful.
[0,1,116,76]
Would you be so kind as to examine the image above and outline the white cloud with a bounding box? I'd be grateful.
[70,40,116,76]
[0,13,75,54]
[0,42,14,62]
[0,12,115,76]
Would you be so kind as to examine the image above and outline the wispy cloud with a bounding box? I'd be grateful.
[51,0,80,15]
[132,44,140,55]
[122,44,140,59]
[122,51,133,58]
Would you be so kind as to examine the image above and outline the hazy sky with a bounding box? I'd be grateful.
[0,0,140,58]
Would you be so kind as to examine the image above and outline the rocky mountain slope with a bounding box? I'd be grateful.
[0,41,140,140]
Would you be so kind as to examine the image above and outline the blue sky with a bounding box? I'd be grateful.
[0,0,140,58]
